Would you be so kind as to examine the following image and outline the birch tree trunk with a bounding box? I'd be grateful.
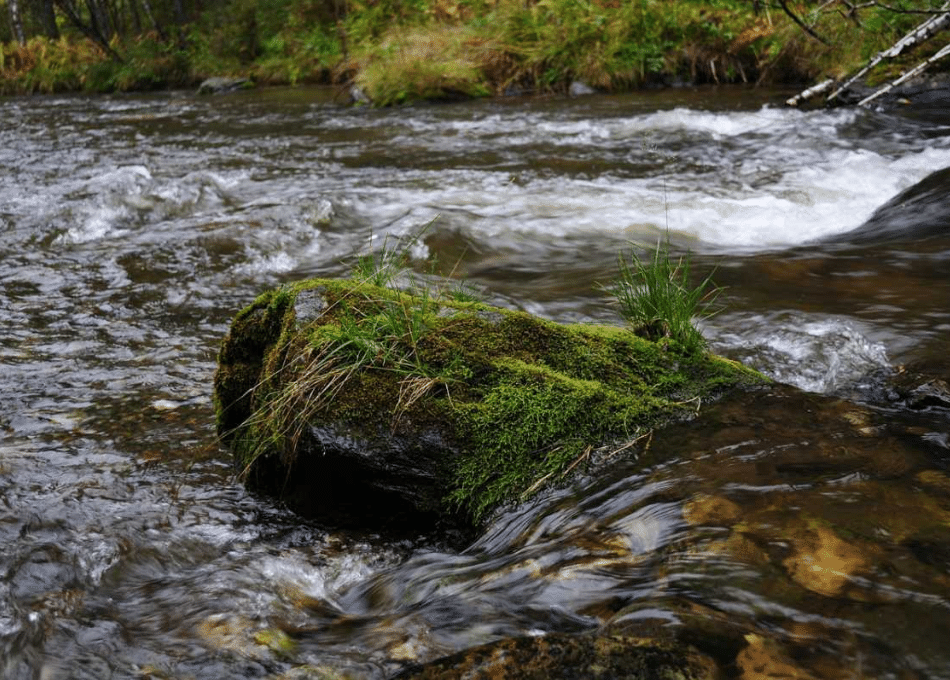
[858,41,950,107]
[8,0,27,44]
[827,3,950,103]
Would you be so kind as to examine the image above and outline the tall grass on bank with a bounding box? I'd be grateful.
[0,37,98,94]
[0,35,195,94]
[607,234,721,355]
[1,0,939,99]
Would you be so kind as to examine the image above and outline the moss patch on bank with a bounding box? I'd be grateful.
[215,277,766,523]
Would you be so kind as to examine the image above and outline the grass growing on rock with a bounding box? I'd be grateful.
[215,242,765,522]
[607,233,722,355]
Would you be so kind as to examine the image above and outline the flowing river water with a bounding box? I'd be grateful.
[1,86,949,679]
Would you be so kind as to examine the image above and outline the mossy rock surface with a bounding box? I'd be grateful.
[213,278,766,529]
[392,633,719,679]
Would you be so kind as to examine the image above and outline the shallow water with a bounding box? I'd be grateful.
[1,85,949,679]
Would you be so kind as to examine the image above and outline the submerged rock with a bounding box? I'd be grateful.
[393,633,718,680]
[213,278,765,529]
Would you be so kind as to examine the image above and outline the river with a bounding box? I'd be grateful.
[1,85,949,679]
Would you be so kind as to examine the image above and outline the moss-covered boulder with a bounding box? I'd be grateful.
[213,278,765,529]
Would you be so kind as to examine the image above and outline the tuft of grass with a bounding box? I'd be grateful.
[0,37,98,94]
[606,233,721,355]
[444,281,483,303]
[228,284,443,479]
[350,222,435,288]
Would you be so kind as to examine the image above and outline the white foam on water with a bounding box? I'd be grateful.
[55,166,153,244]
[57,204,131,245]
[353,104,950,250]
[677,145,950,247]
[349,138,950,251]
[614,104,808,139]
[715,313,891,393]
[53,167,253,245]
[235,250,298,275]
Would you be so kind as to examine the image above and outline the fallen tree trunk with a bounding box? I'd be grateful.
[786,78,835,107]
[826,2,950,104]
[786,2,950,107]
[858,40,950,106]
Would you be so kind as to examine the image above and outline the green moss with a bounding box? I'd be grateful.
[451,358,644,518]
[214,277,767,524]
[395,632,719,679]
[213,287,293,439]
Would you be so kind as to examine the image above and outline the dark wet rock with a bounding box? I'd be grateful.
[213,278,765,530]
[822,73,950,110]
[831,166,950,245]
[893,369,950,411]
[873,72,950,109]
[569,80,597,97]
[503,84,531,97]
[393,633,719,680]
[198,77,253,95]
[905,532,950,575]
[851,363,950,412]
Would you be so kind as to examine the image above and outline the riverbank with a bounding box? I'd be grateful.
[1,0,942,104]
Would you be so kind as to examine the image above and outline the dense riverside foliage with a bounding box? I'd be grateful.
[1,0,945,101]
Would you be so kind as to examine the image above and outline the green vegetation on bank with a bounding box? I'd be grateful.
[1,0,945,102]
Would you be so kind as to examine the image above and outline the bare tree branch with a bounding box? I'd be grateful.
[776,0,831,44]
[866,0,950,14]
[53,0,125,61]
[139,0,169,41]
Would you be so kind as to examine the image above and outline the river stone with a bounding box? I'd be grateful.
[213,277,766,529]
[198,77,253,95]
[293,286,328,326]
[831,166,950,245]
[735,634,821,680]
[350,85,371,105]
[781,524,873,600]
[894,371,950,411]
[569,80,597,97]
[393,633,719,679]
